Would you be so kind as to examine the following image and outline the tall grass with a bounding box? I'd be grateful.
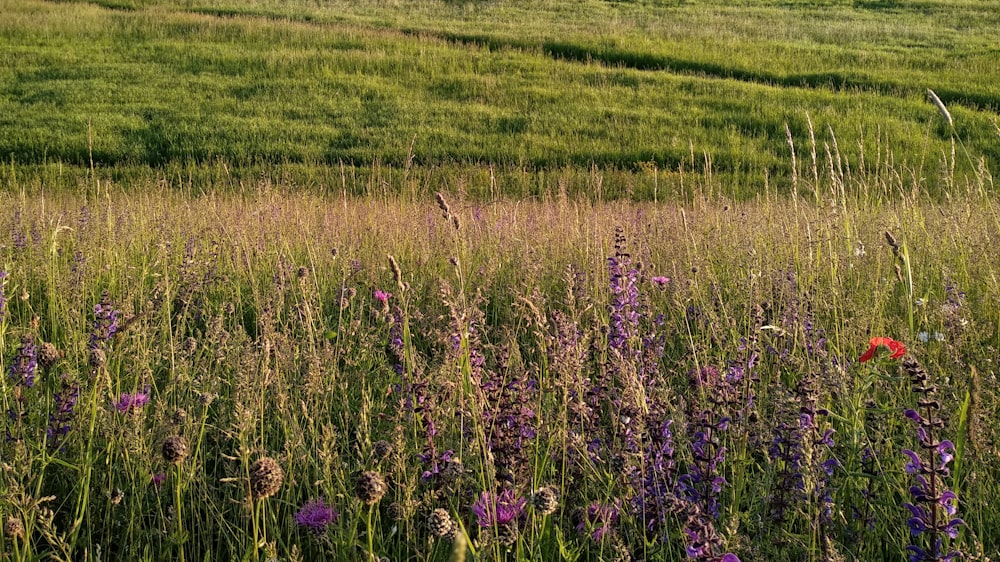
[1,163,999,559]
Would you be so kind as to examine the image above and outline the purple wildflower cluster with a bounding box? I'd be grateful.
[6,335,38,441]
[294,497,339,534]
[114,388,151,414]
[901,358,964,562]
[577,501,620,542]
[471,488,527,529]
[47,376,80,450]
[90,294,121,351]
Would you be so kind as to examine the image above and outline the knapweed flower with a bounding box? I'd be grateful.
[651,276,670,287]
[114,389,150,413]
[471,489,526,528]
[859,337,906,362]
[374,289,392,304]
[152,472,167,486]
[294,498,339,533]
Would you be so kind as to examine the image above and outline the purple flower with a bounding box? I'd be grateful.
[294,498,339,533]
[90,296,120,351]
[8,336,38,388]
[114,389,150,413]
[374,289,391,304]
[152,472,167,486]
[471,489,526,528]
[578,501,619,542]
[651,276,670,287]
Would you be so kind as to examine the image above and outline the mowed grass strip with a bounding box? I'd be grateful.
[1,0,998,196]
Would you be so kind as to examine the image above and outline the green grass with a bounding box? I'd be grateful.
[1,0,998,197]
[2,178,1000,560]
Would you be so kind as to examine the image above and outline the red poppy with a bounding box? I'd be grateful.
[859,337,907,362]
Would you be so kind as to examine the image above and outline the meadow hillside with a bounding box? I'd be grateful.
[1,0,998,197]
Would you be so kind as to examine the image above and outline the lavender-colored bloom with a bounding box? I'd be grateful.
[8,336,38,388]
[651,275,670,287]
[114,389,150,413]
[471,489,526,528]
[90,296,121,350]
[578,501,619,542]
[47,376,80,449]
[294,498,339,533]
[900,357,964,561]
[374,289,391,304]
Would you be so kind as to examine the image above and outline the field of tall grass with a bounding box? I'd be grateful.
[3,0,1000,560]
[2,171,1000,560]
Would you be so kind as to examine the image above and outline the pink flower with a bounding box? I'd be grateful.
[651,276,670,287]
[374,290,392,304]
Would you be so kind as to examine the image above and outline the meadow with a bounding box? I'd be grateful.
[3,0,1000,561]
[1,0,999,197]
[2,181,1000,561]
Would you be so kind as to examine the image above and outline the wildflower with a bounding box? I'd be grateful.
[294,498,339,533]
[114,389,150,413]
[47,376,79,449]
[374,290,392,304]
[578,501,619,542]
[859,337,906,362]
[250,457,284,500]
[152,472,167,486]
[8,336,38,388]
[89,295,120,350]
[471,489,526,528]
[900,357,964,561]
[372,440,393,462]
[651,276,670,287]
[354,470,387,505]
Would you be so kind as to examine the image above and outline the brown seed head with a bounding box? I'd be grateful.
[428,508,454,537]
[39,342,61,369]
[89,347,106,369]
[530,486,559,516]
[4,516,24,540]
[355,470,387,505]
[372,440,393,462]
[249,457,284,500]
[161,436,188,464]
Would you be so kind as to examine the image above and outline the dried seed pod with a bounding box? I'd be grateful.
[4,516,24,540]
[249,457,284,500]
[427,508,454,538]
[372,440,393,462]
[39,342,61,369]
[161,436,188,464]
[530,487,559,516]
[89,347,106,369]
[355,471,387,505]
